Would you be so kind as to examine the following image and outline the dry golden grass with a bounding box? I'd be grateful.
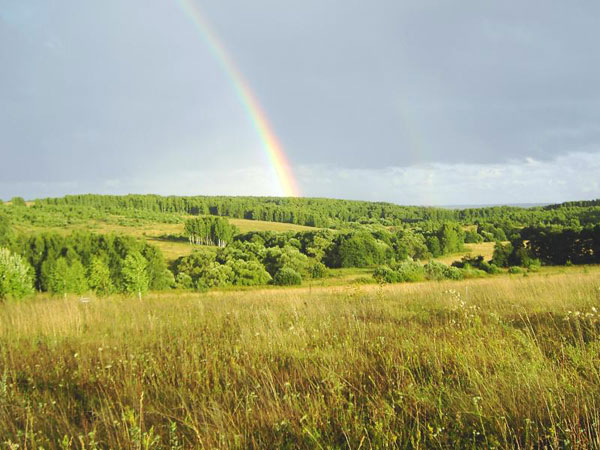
[1,270,600,448]
[433,241,497,265]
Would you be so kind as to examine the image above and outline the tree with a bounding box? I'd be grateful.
[437,223,464,255]
[175,272,193,289]
[122,252,149,299]
[425,236,441,258]
[0,213,12,247]
[464,229,483,243]
[327,232,389,268]
[48,258,88,296]
[184,217,237,247]
[395,231,430,260]
[309,261,327,279]
[304,232,334,261]
[227,259,271,286]
[492,242,513,268]
[261,245,308,276]
[172,250,216,286]
[10,197,26,207]
[88,256,114,297]
[0,248,34,300]
[141,245,174,290]
[198,262,233,288]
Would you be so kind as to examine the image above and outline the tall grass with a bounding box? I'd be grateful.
[1,273,600,448]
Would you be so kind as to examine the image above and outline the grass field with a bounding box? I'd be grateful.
[432,242,497,265]
[2,270,600,448]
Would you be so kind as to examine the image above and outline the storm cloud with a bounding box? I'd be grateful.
[1,0,599,203]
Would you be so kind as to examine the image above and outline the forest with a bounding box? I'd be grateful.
[1,194,599,300]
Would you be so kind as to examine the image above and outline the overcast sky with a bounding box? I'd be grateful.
[1,1,599,205]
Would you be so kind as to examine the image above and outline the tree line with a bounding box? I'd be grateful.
[31,194,600,228]
[0,227,174,300]
[491,225,600,267]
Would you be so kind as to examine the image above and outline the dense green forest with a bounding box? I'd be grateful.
[33,194,600,227]
[0,194,599,299]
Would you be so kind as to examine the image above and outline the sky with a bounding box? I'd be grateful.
[1,0,599,205]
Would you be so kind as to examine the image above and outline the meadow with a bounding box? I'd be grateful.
[1,270,600,448]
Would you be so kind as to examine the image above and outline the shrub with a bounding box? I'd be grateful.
[424,261,448,281]
[525,258,541,272]
[480,261,501,274]
[445,266,464,280]
[309,261,327,279]
[460,264,487,279]
[508,266,523,274]
[373,265,399,284]
[273,267,302,286]
[395,260,425,282]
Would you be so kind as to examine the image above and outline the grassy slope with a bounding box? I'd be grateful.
[2,270,600,448]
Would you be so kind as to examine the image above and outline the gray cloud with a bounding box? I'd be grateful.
[1,1,599,201]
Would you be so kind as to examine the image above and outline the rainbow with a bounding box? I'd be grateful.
[176,0,301,197]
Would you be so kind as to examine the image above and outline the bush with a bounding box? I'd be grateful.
[395,260,425,282]
[273,267,302,286]
[445,266,464,280]
[461,264,488,279]
[480,261,501,274]
[0,248,34,300]
[508,266,523,274]
[524,258,541,272]
[424,261,448,281]
[373,265,399,284]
